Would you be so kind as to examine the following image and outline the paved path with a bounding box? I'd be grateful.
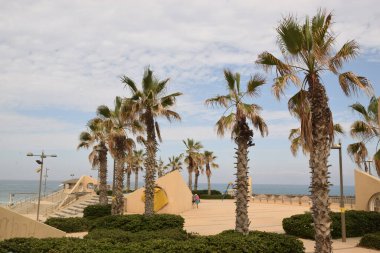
[181,199,379,252]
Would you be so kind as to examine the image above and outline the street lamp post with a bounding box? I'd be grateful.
[331,142,346,242]
[43,168,49,196]
[27,151,57,221]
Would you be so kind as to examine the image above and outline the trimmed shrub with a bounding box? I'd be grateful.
[83,204,111,219]
[90,214,185,232]
[85,228,191,242]
[44,217,90,233]
[192,189,222,195]
[359,232,380,250]
[198,194,234,199]
[0,230,304,253]
[283,210,380,239]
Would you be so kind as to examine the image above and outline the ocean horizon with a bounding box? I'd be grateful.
[0,179,355,205]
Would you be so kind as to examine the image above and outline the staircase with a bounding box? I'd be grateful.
[49,194,112,218]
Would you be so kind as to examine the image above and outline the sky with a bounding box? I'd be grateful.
[0,0,379,188]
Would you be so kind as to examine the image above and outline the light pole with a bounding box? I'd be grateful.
[27,151,57,221]
[43,168,49,196]
[331,142,346,242]
[365,160,373,175]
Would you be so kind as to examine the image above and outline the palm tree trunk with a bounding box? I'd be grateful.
[234,118,252,235]
[112,159,116,193]
[135,169,138,190]
[144,110,157,216]
[194,170,199,191]
[308,76,333,253]
[207,175,211,196]
[111,138,126,215]
[126,170,131,192]
[188,168,192,191]
[98,143,108,205]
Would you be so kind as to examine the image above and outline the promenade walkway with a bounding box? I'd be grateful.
[181,199,378,253]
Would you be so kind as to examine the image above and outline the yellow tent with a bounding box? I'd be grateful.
[141,187,169,212]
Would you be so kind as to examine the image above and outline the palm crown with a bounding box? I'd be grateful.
[205,69,268,138]
[347,96,380,176]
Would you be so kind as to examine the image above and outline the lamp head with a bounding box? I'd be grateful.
[27,152,33,156]
[51,154,57,157]
[35,160,42,165]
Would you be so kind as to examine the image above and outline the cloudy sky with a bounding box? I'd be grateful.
[1,0,379,188]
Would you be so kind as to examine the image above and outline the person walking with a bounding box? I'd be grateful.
[194,193,200,208]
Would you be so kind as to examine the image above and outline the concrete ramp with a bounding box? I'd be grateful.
[355,169,380,211]
[0,206,66,240]
[124,170,192,214]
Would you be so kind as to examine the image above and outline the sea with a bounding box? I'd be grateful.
[0,180,355,205]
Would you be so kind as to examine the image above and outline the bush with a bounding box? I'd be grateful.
[198,194,234,199]
[359,232,380,250]
[83,204,111,219]
[0,230,304,253]
[90,214,185,232]
[192,189,222,195]
[96,190,113,196]
[85,228,191,242]
[283,210,380,239]
[44,217,90,233]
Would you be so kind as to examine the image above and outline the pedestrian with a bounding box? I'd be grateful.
[194,193,200,208]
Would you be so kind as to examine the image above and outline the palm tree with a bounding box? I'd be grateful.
[156,158,167,178]
[347,96,380,176]
[203,151,219,195]
[77,118,109,205]
[133,149,144,190]
[125,151,134,192]
[205,69,268,234]
[183,138,203,190]
[97,96,140,214]
[122,68,182,216]
[256,10,372,252]
[193,154,205,192]
[167,154,183,172]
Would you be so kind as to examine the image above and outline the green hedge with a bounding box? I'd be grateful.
[85,228,191,242]
[90,214,185,232]
[198,194,234,199]
[44,217,90,233]
[83,204,111,219]
[0,231,304,253]
[192,189,222,195]
[283,210,380,239]
[359,232,380,250]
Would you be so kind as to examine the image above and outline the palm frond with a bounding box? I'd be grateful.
[347,142,368,168]
[350,102,369,121]
[155,121,162,143]
[121,75,138,93]
[205,95,230,108]
[338,72,373,96]
[333,124,345,135]
[350,120,375,140]
[272,74,301,100]
[329,40,359,74]
[215,113,235,137]
[373,149,380,177]
[250,114,268,137]
[276,15,303,56]
[97,105,112,119]
[256,52,292,75]
[224,69,235,91]
[247,74,266,97]
[142,67,154,93]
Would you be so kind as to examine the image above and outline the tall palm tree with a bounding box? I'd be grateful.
[133,149,145,190]
[122,68,182,216]
[77,118,109,205]
[347,96,380,176]
[97,96,140,215]
[156,158,167,178]
[183,138,203,190]
[167,154,183,172]
[256,10,372,252]
[203,151,219,195]
[193,154,205,192]
[205,69,268,234]
[125,151,133,192]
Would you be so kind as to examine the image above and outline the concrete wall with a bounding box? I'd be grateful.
[125,170,192,214]
[355,169,380,211]
[0,206,66,240]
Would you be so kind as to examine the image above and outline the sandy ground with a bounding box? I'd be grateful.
[181,199,380,253]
